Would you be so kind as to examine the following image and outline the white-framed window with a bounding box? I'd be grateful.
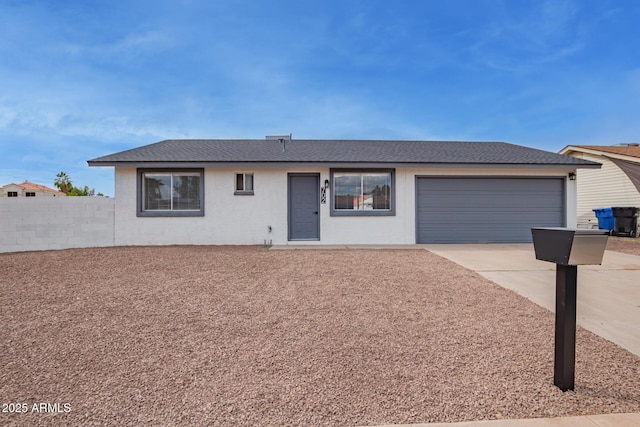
[331,169,394,216]
[25,192,36,197]
[137,169,204,217]
[7,191,18,197]
[234,173,254,195]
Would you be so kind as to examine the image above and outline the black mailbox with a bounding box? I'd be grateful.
[531,228,609,266]
[530,227,608,392]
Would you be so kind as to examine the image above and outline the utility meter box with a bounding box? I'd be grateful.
[531,228,609,266]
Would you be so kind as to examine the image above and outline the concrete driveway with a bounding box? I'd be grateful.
[424,244,640,356]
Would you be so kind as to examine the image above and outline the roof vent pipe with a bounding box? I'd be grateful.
[266,134,292,151]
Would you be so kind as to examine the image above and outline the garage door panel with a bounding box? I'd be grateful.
[419,216,561,225]
[416,177,565,243]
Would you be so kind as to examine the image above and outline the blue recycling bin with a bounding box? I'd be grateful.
[592,207,614,231]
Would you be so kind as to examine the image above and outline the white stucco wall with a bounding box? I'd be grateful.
[115,166,287,246]
[114,166,577,246]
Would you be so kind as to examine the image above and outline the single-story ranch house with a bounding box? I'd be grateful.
[88,137,600,245]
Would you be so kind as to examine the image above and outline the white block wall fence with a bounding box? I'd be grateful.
[0,197,115,253]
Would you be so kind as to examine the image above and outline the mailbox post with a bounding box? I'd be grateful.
[531,228,609,391]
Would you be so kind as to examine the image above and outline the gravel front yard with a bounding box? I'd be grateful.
[1,246,639,426]
[607,235,640,256]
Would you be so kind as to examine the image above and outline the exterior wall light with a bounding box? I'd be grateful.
[568,172,576,181]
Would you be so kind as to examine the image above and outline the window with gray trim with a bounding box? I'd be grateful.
[234,173,254,195]
[331,169,395,216]
[137,169,204,217]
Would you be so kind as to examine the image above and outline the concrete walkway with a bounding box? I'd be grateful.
[369,412,639,427]
[423,244,640,357]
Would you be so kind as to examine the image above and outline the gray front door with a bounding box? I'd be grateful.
[288,174,320,240]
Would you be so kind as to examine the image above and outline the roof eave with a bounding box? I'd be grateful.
[87,160,600,169]
[560,145,640,163]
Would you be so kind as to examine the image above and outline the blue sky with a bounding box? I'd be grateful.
[1,0,639,196]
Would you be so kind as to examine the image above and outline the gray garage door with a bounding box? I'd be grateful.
[416,177,565,243]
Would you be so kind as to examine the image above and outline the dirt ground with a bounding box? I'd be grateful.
[607,235,640,256]
[1,246,639,426]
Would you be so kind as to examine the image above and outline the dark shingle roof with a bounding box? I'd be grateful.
[88,139,599,167]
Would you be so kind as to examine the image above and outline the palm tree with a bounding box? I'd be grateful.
[54,171,72,194]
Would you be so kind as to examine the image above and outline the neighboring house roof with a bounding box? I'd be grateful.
[88,139,599,168]
[560,145,640,163]
[560,145,640,192]
[1,181,65,195]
